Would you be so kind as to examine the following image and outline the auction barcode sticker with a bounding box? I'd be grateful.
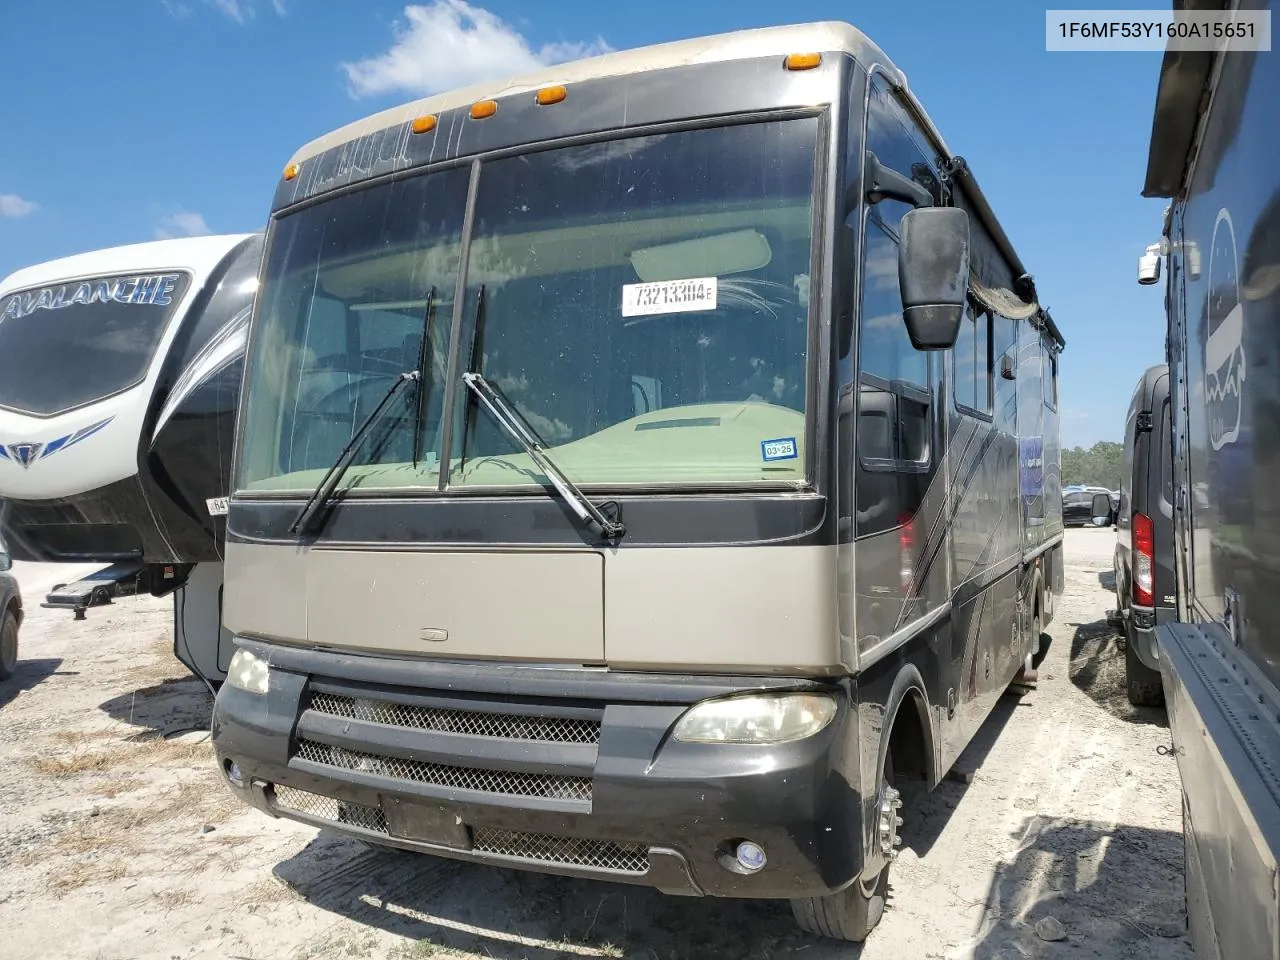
[206,497,229,516]
[621,277,717,317]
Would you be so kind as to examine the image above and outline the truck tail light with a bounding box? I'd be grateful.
[1133,511,1154,607]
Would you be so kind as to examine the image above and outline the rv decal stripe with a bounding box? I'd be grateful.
[3,417,115,469]
[152,306,251,440]
[893,419,1004,630]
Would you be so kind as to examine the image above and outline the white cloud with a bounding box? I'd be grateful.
[209,0,251,22]
[155,211,212,239]
[340,1,611,99]
[0,194,38,218]
[192,0,287,23]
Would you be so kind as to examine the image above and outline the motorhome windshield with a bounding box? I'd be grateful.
[0,271,192,416]
[236,115,819,494]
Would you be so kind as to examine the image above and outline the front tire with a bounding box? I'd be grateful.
[790,755,897,941]
[0,608,19,681]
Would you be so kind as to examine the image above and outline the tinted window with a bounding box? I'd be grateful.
[237,165,470,491]
[0,271,192,416]
[1044,346,1058,409]
[860,222,927,388]
[955,305,992,415]
[450,117,819,488]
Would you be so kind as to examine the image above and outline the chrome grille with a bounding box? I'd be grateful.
[295,739,592,802]
[473,828,649,874]
[309,692,600,745]
[273,785,388,833]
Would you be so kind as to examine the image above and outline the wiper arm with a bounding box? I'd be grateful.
[461,370,626,542]
[289,369,420,535]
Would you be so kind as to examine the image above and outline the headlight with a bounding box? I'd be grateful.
[226,647,270,695]
[672,693,837,744]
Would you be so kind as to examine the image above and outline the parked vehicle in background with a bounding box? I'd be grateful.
[1110,363,1174,707]
[0,233,265,686]
[1063,485,1113,525]
[0,545,23,682]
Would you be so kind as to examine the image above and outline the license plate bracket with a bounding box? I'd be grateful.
[382,796,472,850]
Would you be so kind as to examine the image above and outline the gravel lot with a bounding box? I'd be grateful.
[0,528,1190,959]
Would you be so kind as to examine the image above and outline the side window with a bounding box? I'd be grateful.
[954,305,993,417]
[860,222,928,389]
[854,76,939,540]
[1043,344,1058,409]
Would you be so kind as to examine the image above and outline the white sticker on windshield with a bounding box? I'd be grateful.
[621,277,717,318]
[206,497,229,517]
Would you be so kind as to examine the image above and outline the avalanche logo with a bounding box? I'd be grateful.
[1206,207,1244,451]
[0,417,114,469]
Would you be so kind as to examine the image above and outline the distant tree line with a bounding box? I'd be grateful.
[1061,441,1123,489]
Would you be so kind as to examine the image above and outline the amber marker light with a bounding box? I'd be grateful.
[470,100,498,119]
[283,162,300,181]
[536,85,567,105]
[785,52,822,70]
[410,114,438,134]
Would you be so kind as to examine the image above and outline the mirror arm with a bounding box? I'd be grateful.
[863,151,935,210]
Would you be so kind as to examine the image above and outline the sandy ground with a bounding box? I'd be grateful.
[0,531,1191,960]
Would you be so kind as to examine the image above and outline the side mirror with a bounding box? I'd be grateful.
[898,207,970,351]
[1138,245,1162,286]
[1090,493,1113,524]
[0,553,11,572]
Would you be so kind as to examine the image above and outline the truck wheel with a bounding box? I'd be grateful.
[1125,629,1164,707]
[0,608,18,681]
[791,755,898,941]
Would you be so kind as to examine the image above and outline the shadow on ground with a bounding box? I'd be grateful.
[273,834,828,960]
[900,690,1027,860]
[962,816,1191,959]
[1097,570,1117,593]
[1068,619,1167,727]
[0,657,64,711]
[99,676,213,738]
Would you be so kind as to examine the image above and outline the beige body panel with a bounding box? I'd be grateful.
[222,541,307,641]
[305,549,604,662]
[603,545,839,670]
[223,540,837,671]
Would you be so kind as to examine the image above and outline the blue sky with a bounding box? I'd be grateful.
[0,0,1169,448]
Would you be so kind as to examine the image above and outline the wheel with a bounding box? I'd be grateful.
[791,754,897,941]
[1125,628,1164,706]
[0,608,18,681]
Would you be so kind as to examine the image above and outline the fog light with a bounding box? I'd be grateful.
[736,840,767,873]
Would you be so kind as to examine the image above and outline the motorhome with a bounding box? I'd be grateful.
[1123,1,1280,954]
[0,232,265,685]
[211,22,1064,941]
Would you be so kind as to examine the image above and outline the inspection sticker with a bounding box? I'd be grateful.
[206,496,229,516]
[621,277,717,317]
[761,437,798,462]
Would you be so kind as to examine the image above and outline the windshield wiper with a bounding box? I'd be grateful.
[289,370,419,535]
[460,370,626,542]
[290,286,436,536]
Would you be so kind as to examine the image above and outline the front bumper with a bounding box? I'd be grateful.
[212,639,861,900]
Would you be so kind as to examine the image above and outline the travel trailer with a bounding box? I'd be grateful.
[211,22,1064,941]
[1117,2,1280,955]
[0,231,265,685]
